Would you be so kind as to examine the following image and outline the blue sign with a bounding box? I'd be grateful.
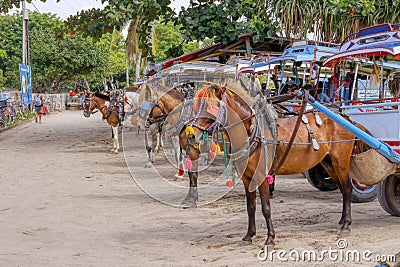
[19,64,32,105]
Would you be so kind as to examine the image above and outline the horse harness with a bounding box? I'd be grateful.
[146,93,195,136]
[187,89,325,178]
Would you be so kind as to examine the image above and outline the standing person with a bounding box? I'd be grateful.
[79,92,85,109]
[33,91,44,123]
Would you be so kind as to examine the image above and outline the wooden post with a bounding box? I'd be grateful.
[245,36,252,58]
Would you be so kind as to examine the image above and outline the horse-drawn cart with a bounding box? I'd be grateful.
[298,90,400,216]
[237,40,383,201]
[314,23,400,215]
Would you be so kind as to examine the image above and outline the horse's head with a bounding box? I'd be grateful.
[186,83,230,144]
[144,101,165,135]
[82,92,95,117]
[83,93,106,118]
[145,89,185,135]
[189,83,254,138]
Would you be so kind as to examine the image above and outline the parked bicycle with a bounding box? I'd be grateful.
[0,99,15,127]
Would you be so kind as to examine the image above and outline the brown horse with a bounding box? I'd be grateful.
[145,86,198,198]
[83,92,121,153]
[184,83,363,246]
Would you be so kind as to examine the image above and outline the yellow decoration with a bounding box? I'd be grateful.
[216,144,221,153]
[373,61,381,83]
[185,125,195,135]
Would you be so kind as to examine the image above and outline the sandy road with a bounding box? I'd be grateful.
[0,110,399,267]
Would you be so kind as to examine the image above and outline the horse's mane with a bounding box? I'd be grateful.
[138,83,157,103]
[162,88,184,101]
[94,92,110,101]
[154,85,175,97]
[225,81,254,106]
[199,82,254,113]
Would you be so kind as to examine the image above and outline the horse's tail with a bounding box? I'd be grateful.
[352,121,372,154]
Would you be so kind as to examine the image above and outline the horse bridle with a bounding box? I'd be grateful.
[83,96,102,117]
[146,102,167,127]
[186,90,279,165]
[83,97,94,117]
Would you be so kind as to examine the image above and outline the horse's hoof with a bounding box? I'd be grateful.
[239,239,252,246]
[181,198,197,208]
[264,237,275,247]
[241,233,254,242]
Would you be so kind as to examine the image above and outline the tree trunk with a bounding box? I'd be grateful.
[126,58,130,87]
[135,52,142,82]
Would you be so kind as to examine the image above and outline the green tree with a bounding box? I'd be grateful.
[154,21,200,62]
[0,0,46,13]
[31,29,109,91]
[66,0,174,59]
[0,12,115,91]
[176,0,274,44]
[259,0,400,42]
[0,49,6,91]
[0,13,25,89]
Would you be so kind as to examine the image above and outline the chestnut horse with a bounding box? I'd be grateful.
[137,84,165,165]
[145,86,204,203]
[184,83,364,246]
[83,92,120,153]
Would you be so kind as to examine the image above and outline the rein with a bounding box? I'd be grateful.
[147,103,167,126]
[268,91,308,176]
[221,114,255,131]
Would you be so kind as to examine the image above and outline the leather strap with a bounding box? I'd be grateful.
[269,92,308,176]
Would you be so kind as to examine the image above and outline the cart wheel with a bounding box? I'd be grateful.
[350,177,378,203]
[306,164,338,191]
[378,175,400,216]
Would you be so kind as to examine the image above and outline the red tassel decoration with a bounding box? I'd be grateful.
[185,157,193,171]
[226,179,234,188]
[266,174,274,185]
[178,164,184,176]
[209,151,216,160]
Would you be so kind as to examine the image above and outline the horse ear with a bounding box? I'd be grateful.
[213,84,224,99]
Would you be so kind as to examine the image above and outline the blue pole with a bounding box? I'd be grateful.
[297,91,400,163]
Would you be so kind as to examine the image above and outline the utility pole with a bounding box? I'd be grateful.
[22,0,29,65]
[21,0,32,106]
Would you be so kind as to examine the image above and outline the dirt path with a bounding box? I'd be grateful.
[0,111,399,267]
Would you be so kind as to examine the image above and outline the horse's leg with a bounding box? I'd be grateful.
[182,160,198,207]
[172,136,183,178]
[258,180,275,246]
[144,131,153,168]
[159,133,164,152]
[155,132,161,152]
[110,126,116,153]
[320,156,352,231]
[156,132,163,152]
[112,126,119,153]
[269,178,275,197]
[242,179,257,242]
[339,180,352,230]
